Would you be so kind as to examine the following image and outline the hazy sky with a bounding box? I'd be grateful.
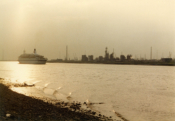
[0,0,175,60]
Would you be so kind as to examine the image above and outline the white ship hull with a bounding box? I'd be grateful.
[18,60,47,64]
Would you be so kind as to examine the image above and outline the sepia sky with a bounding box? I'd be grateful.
[0,0,175,60]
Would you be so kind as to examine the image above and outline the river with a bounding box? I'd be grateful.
[0,61,175,121]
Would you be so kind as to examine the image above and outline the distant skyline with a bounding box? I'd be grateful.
[0,0,175,60]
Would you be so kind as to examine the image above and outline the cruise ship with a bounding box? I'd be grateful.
[18,49,47,64]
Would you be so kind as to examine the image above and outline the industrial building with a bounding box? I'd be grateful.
[82,55,88,62]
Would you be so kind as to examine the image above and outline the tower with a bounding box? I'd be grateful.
[66,46,68,61]
[2,49,4,61]
[105,47,109,60]
[150,47,152,60]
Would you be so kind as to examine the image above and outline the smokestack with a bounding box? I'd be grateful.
[145,54,146,60]
[150,47,152,60]
[140,54,141,60]
[169,52,171,58]
[2,49,4,61]
[157,51,158,60]
[66,46,68,61]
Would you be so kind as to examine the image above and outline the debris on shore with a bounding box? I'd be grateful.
[0,78,114,121]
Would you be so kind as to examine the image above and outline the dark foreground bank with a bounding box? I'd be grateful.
[0,80,112,121]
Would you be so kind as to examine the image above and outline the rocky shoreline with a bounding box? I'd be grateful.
[0,78,113,121]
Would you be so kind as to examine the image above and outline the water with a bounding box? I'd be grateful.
[0,61,175,121]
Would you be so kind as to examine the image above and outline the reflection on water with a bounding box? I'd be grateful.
[0,62,175,121]
[1,62,34,83]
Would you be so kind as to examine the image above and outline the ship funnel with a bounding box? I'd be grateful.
[34,49,36,54]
